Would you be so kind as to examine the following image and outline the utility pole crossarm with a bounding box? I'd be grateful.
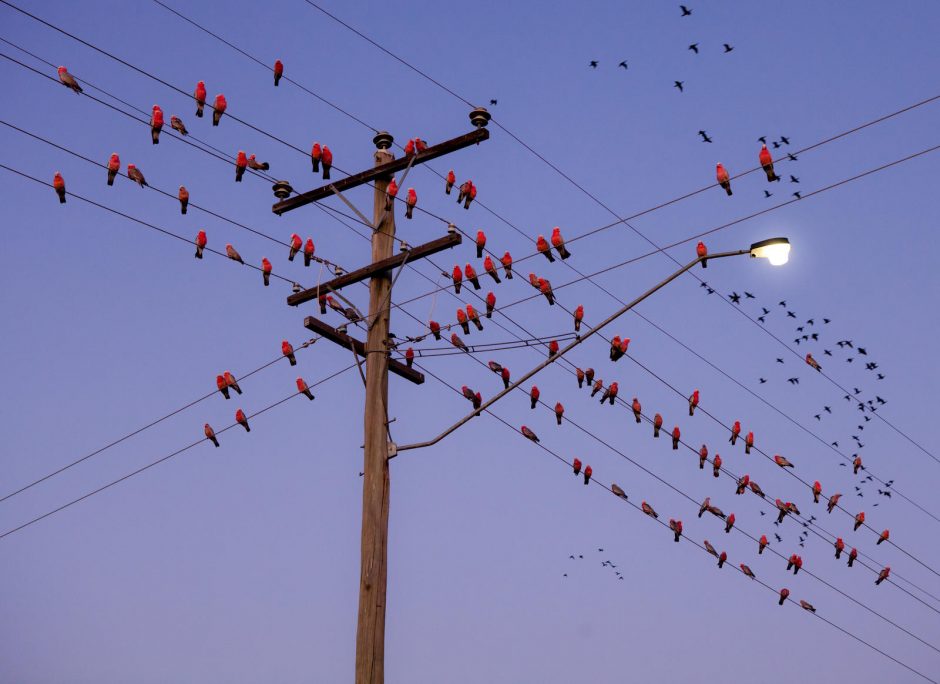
[272,127,489,215]
[392,249,750,455]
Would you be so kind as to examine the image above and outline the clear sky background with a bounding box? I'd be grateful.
[2,1,939,682]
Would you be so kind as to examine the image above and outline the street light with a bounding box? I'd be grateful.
[750,237,791,266]
[391,237,790,456]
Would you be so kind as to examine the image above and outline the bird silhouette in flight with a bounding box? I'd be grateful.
[776,358,784,364]
[680,5,692,16]
[689,43,699,53]
[674,80,684,92]
[723,43,734,52]
[779,300,787,307]
[792,191,802,199]
[744,292,755,299]
[759,378,767,384]
[787,311,797,318]
[619,61,629,69]
[490,99,498,105]
[790,175,800,183]
[857,347,868,355]
[757,315,766,323]
[729,292,741,304]
[780,136,791,145]
[787,153,798,161]
[698,130,713,143]
[823,349,833,356]
[764,190,773,198]
[758,136,767,144]
[824,406,832,413]
[877,373,885,380]
[772,141,781,149]
[762,307,770,315]
[787,377,800,385]
[589,60,599,68]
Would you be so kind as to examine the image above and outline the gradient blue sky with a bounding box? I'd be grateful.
[2,1,939,682]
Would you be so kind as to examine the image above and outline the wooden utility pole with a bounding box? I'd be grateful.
[356,141,395,684]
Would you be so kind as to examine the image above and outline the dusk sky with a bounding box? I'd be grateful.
[2,1,939,682]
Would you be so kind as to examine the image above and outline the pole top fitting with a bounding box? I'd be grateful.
[469,107,491,128]
[292,282,302,294]
[447,222,457,235]
[399,241,411,252]
[272,180,293,199]
[373,131,394,150]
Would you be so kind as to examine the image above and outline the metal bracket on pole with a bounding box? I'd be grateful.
[387,442,398,459]
[329,183,376,230]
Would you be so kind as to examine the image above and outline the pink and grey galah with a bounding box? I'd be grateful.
[212,93,227,126]
[724,513,735,533]
[235,151,248,182]
[740,564,756,579]
[127,164,147,187]
[555,402,564,425]
[457,180,470,204]
[547,339,559,357]
[53,172,66,203]
[730,421,741,445]
[854,511,865,531]
[405,188,417,219]
[834,538,844,559]
[799,600,815,613]
[703,539,718,556]
[551,227,571,259]
[273,59,283,86]
[445,170,455,194]
[235,408,250,432]
[759,144,779,182]
[697,241,708,268]
[224,371,241,395]
[297,377,315,400]
[609,336,623,361]
[749,480,765,498]
[699,445,708,469]
[583,465,592,485]
[689,389,699,416]
[404,348,414,369]
[485,291,496,318]
[584,368,595,386]
[287,234,302,262]
[261,258,272,286]
[717,551,727,568]
[812,481,822,504]
[282,340,297,366]
[759,535,768,554]
[484,255,501,283]
[404,139,415,156]
[877,529,889,545]
[776,498,789,524]
[716,163,732,196]
[591,379,604,398]
[501,251,513,279]
[311,143,322,172]
[57,66,82,94]
[574,305,584,333]
[457,308,470,335]
[632,397,642,423]
[601,381,618,406]
[465,263,481,290]
[204,423,219,447]
[805,353,822,371]
[521,425,539,442]
[321,146,333,179]
[576,368,586,388]
[653,413,663,438]
[194,81,207,117]
[107,153,120,186]
[466,304,483,331]
[385,178,398,210]
[611,483,627,499]
[778,588,789,606]
[217,375,230,400]
[451,332,469,352]
[179,186,189,214]
[226,243,244,264]
[774,454,794,468]
[642,501,659,519]
[573,458,582,476]
[462,385,476,403]
[429,320,441,340]
[672,426,681,450]
[538,278,555,305]
[151,105,164,144]
[735,474,750,495]
[827,493,841,513]
[847,548,857,567]
[529,385,540,409]
[744,431,754,454]
[475,230,487,258]
[712,453,722,478]
[875,566,890,585]
[536,235,555,263]
[247,155,269,171]
[452,265,463,294]
[853,455,863,475]
[669,519,683,542]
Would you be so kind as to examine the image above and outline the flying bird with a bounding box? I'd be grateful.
[680,5,692,16]
[699,130,713,143]
[589,60,599,68]
[619,61,628,69]
[674,81,684,92]
[688,43,699,53]
[723,43,734,53]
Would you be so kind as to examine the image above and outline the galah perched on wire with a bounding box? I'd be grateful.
[806,353,822,371]
[750,480,766,499]
[551,226,571,259]
[319,295,328,315]
[171,115,189,137]
[303,239,315,266]
[297,377,314,400]
[53,172,66,203]
[799,600,815,613]
[697,497,714,518]
[475,230,487,258]
[669,519,683,542]
[759,144,779,182]
[212,93,227,126]
[445,169,455,194]
[573,305,584,333]
[321,146,333,179]
[235,151,248,182]
[127,163,147,187]
[384,178,398,210]
[653,413,663,438]
[697,241,708,268]
[672,426,681,450]
[699,445,708,469]
[311,142,322,172]
[501,251,513,279]
[457,181,471,205]
[632,398,642,423]
[853,455,863,475]
[609,336,623,361]
[573,458,582,475]
[179,186,189,214]
[472,392,482,411]
[744,431,754,454]
[501,367,510,389]
[875,566,890,586]
[194,80,206,117]
[467,305,483,331]
[555,402,564,425]
[485,292,496,318]
[282,340,297,366]
[226,243,244,264]
[404,139,415,156]
[107,153,120,186]
[827,493,841,513]
[404,348,414,368]
[787,554,802,575]
[452,265,463,294]
[538,278,555,305]
[834,538,844,559]
[611,483,627,499]
[547,339,559,358]
[735,474,750,495]
[216,375,230,400]
[776,499,789,524]
[759,535,768,554]
[224,371,241,395]
[724,513,736,533]
[877,529,889,545]
[717,551,727,568]
[642,501,659,519]
[778,588,789,606]
[740,564,756,579]
[716,163,732,196]
[528,273,540,290]
[430,320,441,341]
[617,337,630,357]
[529,385,540,409]
[261,258,272,286]
[151,105,164,144]
[847,548,857,567]
[462,385,476,403]
[576,368,586,388]
[57,65,82,94]
[536,235,555,263]
[405,188,417,219]
[812,481,822,504]
[853,511,865,531]
[465,181,477,209]
[235,408,250,432]
[484,255,501,284]
[591,379,604,398]
[465,263,481,290]
[451,332,469,352]
[729,421,741,446]
[703,539,718,557]
[273,59,283,86]
[712,453,722,478]
[457,308,470,335]
[522,426,539,442]
[584,368,595,386]
[774,454,794,468]
[247,155,270,172]
[689,389,699,416]
[601,382,618,406]
[204,423,219,447]
[414,137,428,153]
[288,234,302,261]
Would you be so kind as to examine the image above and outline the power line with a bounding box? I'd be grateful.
[0,363,355,541]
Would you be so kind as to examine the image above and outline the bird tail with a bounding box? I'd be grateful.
[322,165,331,180]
